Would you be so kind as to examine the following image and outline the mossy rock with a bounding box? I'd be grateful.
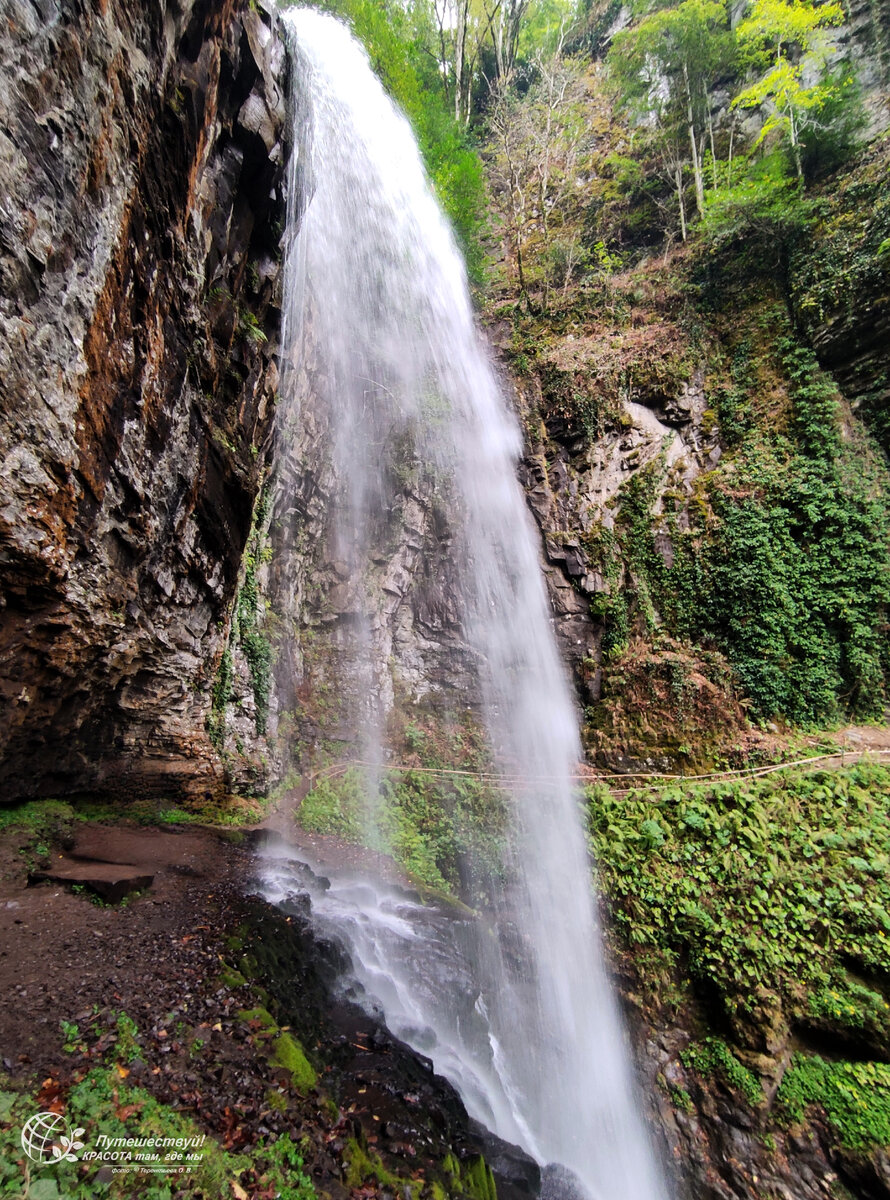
[270,1031,316,1093]
[237,1006,276,1030]
[344,1138,401,1190]
[217,965,247,989]
[463,1156,497,1200]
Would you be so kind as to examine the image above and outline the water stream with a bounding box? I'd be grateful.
[270,10,668,1197]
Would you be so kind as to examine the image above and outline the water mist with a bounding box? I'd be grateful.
[268,11,669,1198]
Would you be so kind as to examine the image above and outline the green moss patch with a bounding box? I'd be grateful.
[270,1032,316,1094]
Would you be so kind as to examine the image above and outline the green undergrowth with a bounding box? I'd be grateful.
[598,328,890,727]
[587,762,890,1026]
[298,765,507,898]
[0,795,270,886]
[777,1054,890,1149]
[298,712,509,900]
[680,1038,763,1107]
[0,1014,316,1200]
[70,793,271,830]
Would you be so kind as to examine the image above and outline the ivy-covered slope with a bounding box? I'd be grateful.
[491,135,890,769]
[587,762,890,1200]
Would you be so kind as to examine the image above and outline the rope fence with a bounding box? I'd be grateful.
[305,747,890,793]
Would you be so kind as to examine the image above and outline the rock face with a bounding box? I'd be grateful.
[790,137,890,456]
[0,0,288,801]
[268,340,478,764]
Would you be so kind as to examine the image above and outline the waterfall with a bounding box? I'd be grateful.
[273,10,669,1198]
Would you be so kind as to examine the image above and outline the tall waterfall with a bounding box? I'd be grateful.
[274,10,668,1198]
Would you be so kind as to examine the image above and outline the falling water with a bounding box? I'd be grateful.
[274,10,669,1198]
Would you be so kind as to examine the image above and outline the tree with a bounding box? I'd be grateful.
[481,0,532,83]
[487,51,589,296]
[431,0,499,122]
[608,0,736,234]
[733,0,846,179]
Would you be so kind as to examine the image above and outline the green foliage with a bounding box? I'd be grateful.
[206,487,273,749]
[711,339,756,446]
[60,1020,87,1055]
[790,140,890,452]
[605,0,861,244]
[262,1133,317,1200]
[0,799,76,835]
[699,158,815,258]
[807,978,890,1032]
[0,1018,316,1200]
[239,308,268,345]
[734,0,846,179]
[462,1155,498,1200]
[439,1149,497,1200]
[777,1054,890,1149]
[680,1038,763,1106]
[298,762,508,896]
[610,0,734,128]
[586,763,890,1020]
[612,335,890,724]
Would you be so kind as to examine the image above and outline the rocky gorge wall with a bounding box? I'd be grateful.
[0,0,288,801]
[490,124,890,772]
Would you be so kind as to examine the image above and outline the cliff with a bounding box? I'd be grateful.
[0,0,287,801]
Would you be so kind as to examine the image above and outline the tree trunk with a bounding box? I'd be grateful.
[683,62,705,215]
[675,162,688,241]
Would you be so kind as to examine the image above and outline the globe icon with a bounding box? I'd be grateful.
[21,1111,70,1163]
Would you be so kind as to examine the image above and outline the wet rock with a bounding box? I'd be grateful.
[468,1120,541,1197]
[29,863,153,903]
[0,0,289,803]
[540,1162,594,1200]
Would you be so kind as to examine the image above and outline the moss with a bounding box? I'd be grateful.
[777,1054,890,1149]
[237,1005,276,1030]
[270,1032,317,1093]
[239,953,260,979]
[217,965,247,989]
[344,1138,401,1190]
[265,1088,289,1112]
